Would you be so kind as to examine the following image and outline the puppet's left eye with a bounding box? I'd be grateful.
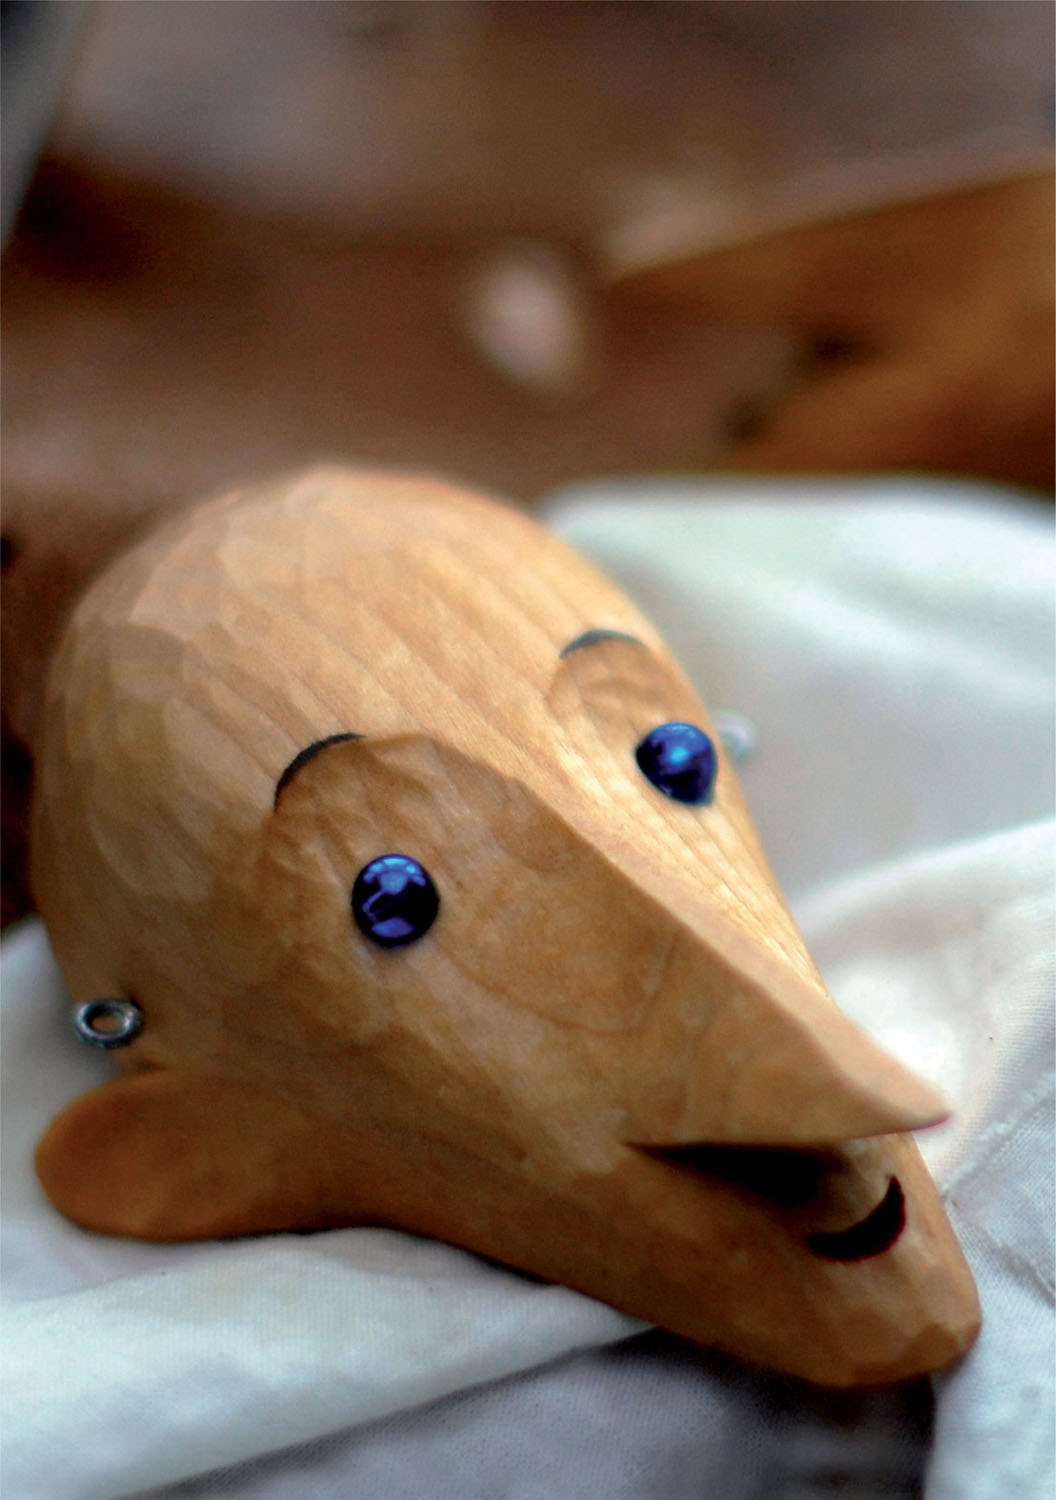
[352,854,440,947]
[635,721,717,804]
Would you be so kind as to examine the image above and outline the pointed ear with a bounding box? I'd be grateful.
[35,1070,359,1241]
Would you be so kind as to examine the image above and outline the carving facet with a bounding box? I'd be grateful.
[31,467,980,1386]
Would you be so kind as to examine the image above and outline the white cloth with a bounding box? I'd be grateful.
[2,478,1052,1499]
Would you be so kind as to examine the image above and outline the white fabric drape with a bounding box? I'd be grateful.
[2,478,1051,1499]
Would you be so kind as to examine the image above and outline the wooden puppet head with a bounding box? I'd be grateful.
[30,468,979,1386]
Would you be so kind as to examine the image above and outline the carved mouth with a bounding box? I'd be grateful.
[805,1176,905,1261]
[649,1144,906,1261]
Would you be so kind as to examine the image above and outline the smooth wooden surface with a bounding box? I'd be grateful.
[31,468,980,1385]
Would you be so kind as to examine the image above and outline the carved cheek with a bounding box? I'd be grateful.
[253,822,395,1049]
[447,835,677,1035]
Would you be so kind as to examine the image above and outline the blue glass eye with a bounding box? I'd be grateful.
[635,721,717,804]
[352,854,439,947]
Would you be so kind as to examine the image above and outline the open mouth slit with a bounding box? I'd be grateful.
[648,1144,906,1260]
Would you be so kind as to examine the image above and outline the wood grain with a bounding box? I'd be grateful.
[31,467,979,1385]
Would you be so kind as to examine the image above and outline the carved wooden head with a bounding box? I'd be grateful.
[30,468,979,1385]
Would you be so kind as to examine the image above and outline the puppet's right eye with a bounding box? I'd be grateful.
[635,721,717,804]
[352,854,440,947]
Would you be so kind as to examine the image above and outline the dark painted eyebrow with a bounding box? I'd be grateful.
[559,628,646,659]
[274,733,364,806]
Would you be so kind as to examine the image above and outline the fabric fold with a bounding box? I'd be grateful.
[3,479,1051,1499]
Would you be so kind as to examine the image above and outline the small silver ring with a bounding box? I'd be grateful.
[72,998,144,1050]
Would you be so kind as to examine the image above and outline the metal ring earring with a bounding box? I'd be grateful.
[71,997,144,1050]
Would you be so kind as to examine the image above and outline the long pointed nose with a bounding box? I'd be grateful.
[619,922,948,1148]
[531,733,949,1153]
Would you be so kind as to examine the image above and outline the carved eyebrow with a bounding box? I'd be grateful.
[559,628,646,659]
[274,733,364,806]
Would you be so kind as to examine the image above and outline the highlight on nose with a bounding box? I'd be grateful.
[625,966,950,1150]
[635,721,717,804]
